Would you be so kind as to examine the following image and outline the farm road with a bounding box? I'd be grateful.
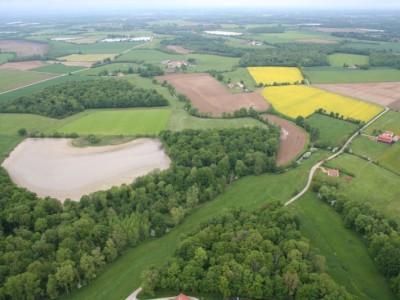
[284,107,390,206]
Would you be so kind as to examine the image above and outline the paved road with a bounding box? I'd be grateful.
[284,107,389,206]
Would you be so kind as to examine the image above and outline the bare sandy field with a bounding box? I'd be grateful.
[166,45,193,54]
[2,138,170,202]
[296,38,338,44]
[314,82,400,109]
[157,73,269,116]
[0,40,49,57]
[0,60,48,71]
[263,115,307,166]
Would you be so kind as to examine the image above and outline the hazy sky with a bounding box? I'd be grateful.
[1,0,400,15]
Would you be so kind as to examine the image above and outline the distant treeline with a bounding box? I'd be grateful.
[142,205,351,299]
[332,31,397,43]
[0,127,280,299]
[0,79,168,118]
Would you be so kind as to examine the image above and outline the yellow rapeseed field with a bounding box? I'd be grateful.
[247,67,304,85]
[262,85,383,122]
[58,54,116,62]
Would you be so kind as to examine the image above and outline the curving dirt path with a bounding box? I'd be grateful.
[263,115,307,166]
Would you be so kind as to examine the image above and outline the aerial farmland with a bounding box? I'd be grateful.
[0,5,400,300]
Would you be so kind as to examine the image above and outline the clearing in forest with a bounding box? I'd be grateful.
[247,66,304,85]
[262,85,383,122]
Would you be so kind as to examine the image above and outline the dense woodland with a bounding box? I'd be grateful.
[312,176,400,298]
[142,205,351,299]
[0,127,280,299]
[0,79,169,118]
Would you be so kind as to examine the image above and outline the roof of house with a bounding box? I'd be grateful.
[328,169,340,176]
[384,131,394,136]
[173,294,191,300]
[378,135,393,143]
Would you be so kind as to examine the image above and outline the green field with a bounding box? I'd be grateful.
[30,64,85,74]
[247,30,342,44]
[77,63,141,76]
[324,154,400,223]
[187,54,239,72]
[116,49,184,64]
[306,114,359,147]
[328,53,370,67]
[363,110,400,135]
[350,136,400,175]
[0,53,14,64]
[0,75,93,103]
[304,67,400,83]
[57,109,172,135]
[47,41,143,57]
[292,193,395,300]
[0,69,54,92]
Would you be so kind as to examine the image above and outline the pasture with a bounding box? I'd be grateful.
[0,69,55,92]
[247,66,304,85]
[31,64,85,74]
[328,53,369,67]
[116,49,184,64]
[77,63,141,76]
[187,54,239,72]
[58,54,116,62]
[324,154,400,223]
[222,68,257,92]
[0,53,14,64]
[304,67,400,84]
[57,109,171,136]
[363,110,400,135]
[249,30,342,44]
[262,85,383,121]
[292,192,395,300]
[350,136,400,175]
[306,114,359,147]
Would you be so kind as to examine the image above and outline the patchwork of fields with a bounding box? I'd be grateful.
[262,85,383,121]
[247,66,304,85]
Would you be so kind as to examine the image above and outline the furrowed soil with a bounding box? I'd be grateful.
[0,40,49,57]
[157,73,269,116]
[0,61,48,71]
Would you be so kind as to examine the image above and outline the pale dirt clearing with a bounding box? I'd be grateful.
[0,60,48,71]
[263,115,307,165]
[157,73,269,116]
[166,45,193,54]
[314,82,400,108]
[0,40,49,57]
[2,138,170,202]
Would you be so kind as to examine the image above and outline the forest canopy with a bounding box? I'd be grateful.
[0,79,169,118]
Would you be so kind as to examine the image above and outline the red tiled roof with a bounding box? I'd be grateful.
[328,169,340,176]
[378,135,393,143]
[173,294,191,300]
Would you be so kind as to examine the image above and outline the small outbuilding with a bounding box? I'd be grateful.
[328,169,340,177]
[173,294,192,300]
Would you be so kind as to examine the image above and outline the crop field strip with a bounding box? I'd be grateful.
[328,53,369,67]
[247,66,304,85]
[262,85,383,122]
[58,54,117,62]
[0,69,57,92]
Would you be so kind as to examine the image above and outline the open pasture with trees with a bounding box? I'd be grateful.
[58,109,172,136]
[77,63,141,76]
[58,54,116,62]
[221,68,257,92]
[324,154,400,223]
[186,54,239,73]
[304,67,400,84]
[247,66,304,85]
[306,114,359,148]
[262,85,383,122]
[0,69,56,92]
[363,110,400,135]
[116,49,184,64]
[328,53,370,67]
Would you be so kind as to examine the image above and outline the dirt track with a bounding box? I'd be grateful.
[263,115,307,166]
[2,138,170,202]
[166,45,193,54]
[314,82,400,109]
[0,40,49,57]
[157,73,269,116]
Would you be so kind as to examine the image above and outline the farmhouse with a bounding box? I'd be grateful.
[328,169,340,177]
[377,130,398,144]
[162,60,188,68]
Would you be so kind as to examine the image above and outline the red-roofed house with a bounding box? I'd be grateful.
[377,134,393,144]
[384,131,394,137]
[328,169,340,177]
[173,294,191,300]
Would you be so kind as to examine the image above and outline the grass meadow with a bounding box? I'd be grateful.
[328,53,369,67]
[363,110,400,135]
[77,63,141,76]
[57,109,172,136]
[31,64,85,74]
[262,85,383,121]
[304,67,400,84]
[0,53,14,64]
[306,114,359,147]
[187,54,239,72]
[58,54,116,62]
[248,66,304,85]
[0,69,54,92]
[116,49,184,64]
[292,192,395,300]
[324,154,400,223]
[222,68,257,92]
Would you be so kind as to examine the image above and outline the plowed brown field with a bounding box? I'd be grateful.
[0,40,49,57]
[157,73,269,116]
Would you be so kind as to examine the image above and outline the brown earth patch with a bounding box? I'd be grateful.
[262,114,307,166]
[166,45,193,54]
[314,82,400,108]
[296,38,338,44]
[390,99,400,111]
[0,40,49,57]
[0,60,48,71]
[156,73,269,116]
[343,176,354,183]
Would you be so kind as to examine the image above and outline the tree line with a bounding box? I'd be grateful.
[141,204,351,299]
[0,126,280,299]
[0,79,169,118]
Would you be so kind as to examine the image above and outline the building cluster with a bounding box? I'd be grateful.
[377,131,400,144]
